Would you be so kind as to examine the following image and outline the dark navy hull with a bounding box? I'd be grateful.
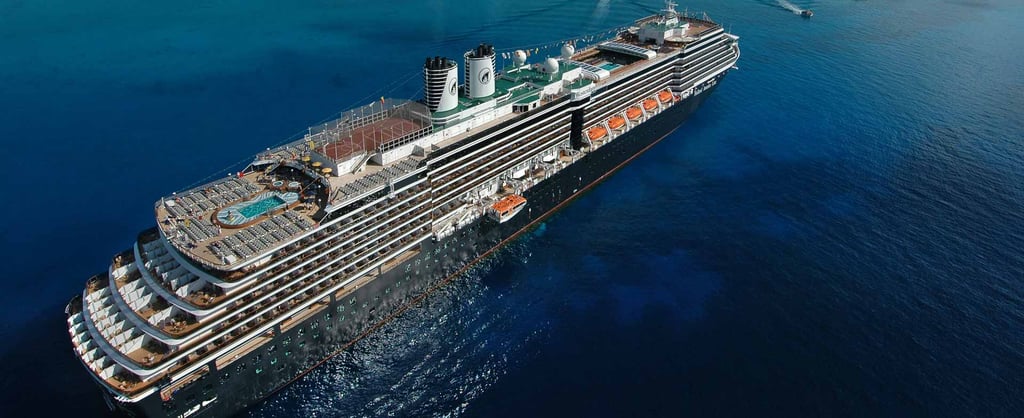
[119,73,725,418]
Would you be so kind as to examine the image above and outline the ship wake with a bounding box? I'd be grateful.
[776,0,805,15]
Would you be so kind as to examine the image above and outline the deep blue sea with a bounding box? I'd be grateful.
[2,0,1022,416]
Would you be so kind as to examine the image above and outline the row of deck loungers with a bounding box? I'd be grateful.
[182,219,219,243]
[175,178,262,215]
[336,159,420,200]
[207,211,315,263]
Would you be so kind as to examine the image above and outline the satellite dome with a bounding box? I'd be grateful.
[513,50,528,66]
[560,43,575,59]
[542,57,560,74]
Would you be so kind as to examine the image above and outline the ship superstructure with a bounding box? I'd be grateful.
[66,3,739,416]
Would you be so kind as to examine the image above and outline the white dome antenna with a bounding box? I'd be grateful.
[513,50,528,66]
[560,43,575,60]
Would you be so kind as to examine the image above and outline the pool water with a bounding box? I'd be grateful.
[600,63,620,71]
[239,195,286,218]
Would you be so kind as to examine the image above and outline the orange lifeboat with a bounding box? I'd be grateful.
[587,126,608,141]
[626,107,642,120]
[489,194,527,223]
[643,98,658,111]
[608,115,626,130]
[658,90,673,103]
[492,194,526,214]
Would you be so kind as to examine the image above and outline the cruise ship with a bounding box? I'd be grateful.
[65,3,739,416]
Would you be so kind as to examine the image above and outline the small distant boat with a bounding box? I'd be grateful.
[801,9,813,18]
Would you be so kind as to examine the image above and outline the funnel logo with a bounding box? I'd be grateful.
[478,68,491,84]
[449,80,457,95]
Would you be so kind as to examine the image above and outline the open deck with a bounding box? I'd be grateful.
[155,169,322,271]
[321,117,428,160]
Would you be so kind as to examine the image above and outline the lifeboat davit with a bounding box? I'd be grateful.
[643,98,658,111]
[626,107,642,120]
[588,126,608,141]
[658,90,673,103]
[608,115,626,130]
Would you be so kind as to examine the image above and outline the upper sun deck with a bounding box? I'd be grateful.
[155,169,322,272]
[155,100,435,273]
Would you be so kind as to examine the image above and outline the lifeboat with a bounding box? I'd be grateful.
[643,98,658,111]
[658,90,673,103]
[608,115,626,130]
[587,126,608,141]
[626,106,642,120]
[488,195,527,223]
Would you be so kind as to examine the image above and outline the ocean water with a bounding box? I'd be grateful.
[1,0,1022,416]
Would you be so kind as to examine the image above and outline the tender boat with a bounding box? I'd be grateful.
[487,194,527,223]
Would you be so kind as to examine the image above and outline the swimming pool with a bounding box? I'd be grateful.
[216,191,299,227]
[600,62,620,71]
[239,195,286,218]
